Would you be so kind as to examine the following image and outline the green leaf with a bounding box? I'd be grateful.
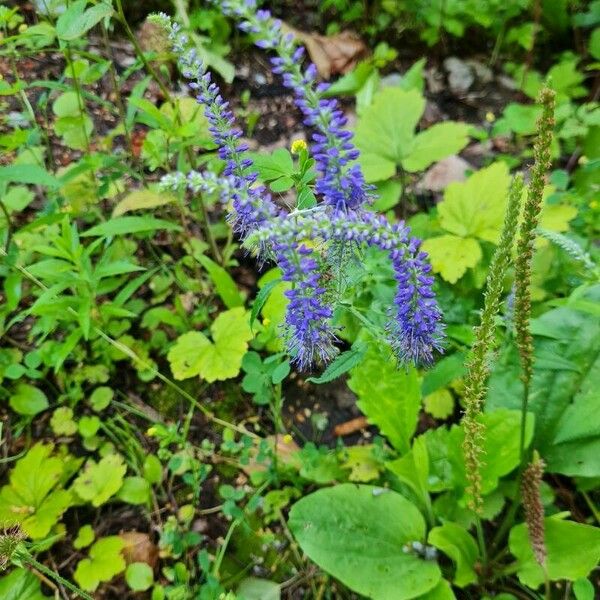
[0,569,50,600]
[9,383,48,416]
[403,122,471,173]
[0,164,60,188]
[573,577,595,600]
[143,455,163,484]
[428,522,479,587]
[247,148,294,182]
[348,344,421,453]
[56,0,113,40]
[197,254,244,309]
[386,435,430,510]
[0,444,73,538]
[250,278,281,331]
[112,189,176,217]
[81,216,181,237]
[74,524,95,549]
[354,88,424,173]
[50,406,78,436]
[288,484,441,599]
[422,235,482,283]
[423,389,455,420]
[236,577,280,600]
[89,386,113,412]
[168,308,253,382]
[117,476,151,505]
[307,342,367,384]
[73,454,127,507]
[437,162,512,243]
[74,536,126,592]
[509,518,600,588]
[125,562,154,592]
[488,289,600,476]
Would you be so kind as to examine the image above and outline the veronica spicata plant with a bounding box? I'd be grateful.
[153,2,443,370]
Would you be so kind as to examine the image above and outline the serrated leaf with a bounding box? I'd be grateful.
[0,444,73,538]
[348,344,421,453]
[73,454,126,507]
[437,162,511,243]
[168,308,253,382]
[354,88,424,168]
[307,342,367,384]
[403,122,471,173]
[422,235,482,283]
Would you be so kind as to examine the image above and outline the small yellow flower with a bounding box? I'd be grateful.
[18,24,28,33]
[578,155,588,165]
[485,111,495,123]
[262,317,271,327]
[147,426,157,436]
[282,434,293,444]
[290,139,307,154]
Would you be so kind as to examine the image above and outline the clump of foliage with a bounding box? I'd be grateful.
[0,0,599,599]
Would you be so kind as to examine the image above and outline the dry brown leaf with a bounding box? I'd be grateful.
[119,531,159,569]
[333,416,369,437]
[281,23,368,79]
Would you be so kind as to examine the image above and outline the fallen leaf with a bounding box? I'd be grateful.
[119,532,158,569]
[334,416,369,437]
[418,155,471,192]
[282,23,368,79]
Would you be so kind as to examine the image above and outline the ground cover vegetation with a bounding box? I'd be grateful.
[0,0,599,598]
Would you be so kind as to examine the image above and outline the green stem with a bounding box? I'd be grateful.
[475,517,488,573]
[0,199,12,253]
[19,552,93,600]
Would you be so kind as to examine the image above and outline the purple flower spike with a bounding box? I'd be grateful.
[275,242,338,369]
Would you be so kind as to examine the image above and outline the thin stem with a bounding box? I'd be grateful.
[19,552,93,600]
[0,198,12,252]
[475,517,488,573]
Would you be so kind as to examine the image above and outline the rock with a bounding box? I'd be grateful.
[418,155,472,192]
[466,59,493,84]
[444,57,474,95]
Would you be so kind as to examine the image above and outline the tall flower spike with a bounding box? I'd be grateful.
[275,241,338,369]
[521,452,547,569]
[514,87,555,390]
[219,0,373,213]
[158,16,280,238]
[462,175,524,514]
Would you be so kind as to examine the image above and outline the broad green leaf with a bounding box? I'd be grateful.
[197,254,244,309]
[0,569,50,600]
[9,383,48,416]
[81,216,181,237]
[437,162,511,243]
[509,518,600,588]
[168,308,253,382]
[348,344,421,453]
[573,578,595,600]
[422,235,482,283]
[0,164,60,188]
[288,484,441,599]
[112,189,176,217]
[248,148,294,181]
[428,522,479,587]
[125,563,154,592]
[237,577,280,600]
[340,445,382,482]
[73,454,126,507]
[167,331,211,380]
[0,444,73,538]
[358,153,397,183]
[386,435,430,510]
[403,122,470,173]
[416,579,456,599]
[56,0,113,40]
[117,476,151,505]
[355,88,424,175]
[488,288,600,476]
[74,536,126,592]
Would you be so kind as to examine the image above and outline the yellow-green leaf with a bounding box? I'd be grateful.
[112,189,176,217]
[422,235,482,283]
[438,162,511,243]
[167,331,211,380]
